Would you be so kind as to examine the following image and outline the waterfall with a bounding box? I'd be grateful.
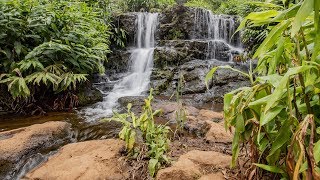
[82,13,158,121]
[193,8,243,61]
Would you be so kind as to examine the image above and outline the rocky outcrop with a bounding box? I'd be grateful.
[0,121,72,180]
[76,85,103,107]
[156,150,231,180]
[205,121,233,143]
[24,139,129,180]
[115,13,139,46]
[106,6,248,105]
[106,50,131,74]
[153,59,250,104]
[159,5,195,41]
[153,101,232,141]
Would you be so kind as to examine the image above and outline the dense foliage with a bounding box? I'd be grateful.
[110,0,177,12]
[207,0,320,178]
[0,0,113,112]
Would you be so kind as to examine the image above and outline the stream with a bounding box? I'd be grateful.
[0,7,242,179]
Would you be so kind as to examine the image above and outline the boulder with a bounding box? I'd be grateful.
[198,109,223,122]
[205,121,233,143]
[24,139,129,180]
[156,150,231,180]
[76,82,103,107]
[154,102,200,124]
[199,172,225,180]
[184,110,226,137]
[106,50,131,74]
[151,67,175,94]
[162,59,248,96]
[0,121,72,180]
[194,80,251,104]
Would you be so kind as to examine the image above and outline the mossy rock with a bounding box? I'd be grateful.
[77,86,103,107]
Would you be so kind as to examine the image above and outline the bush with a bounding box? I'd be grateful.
[0,0,111,111]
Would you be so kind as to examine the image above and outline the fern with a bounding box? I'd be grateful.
[0,0,112,100]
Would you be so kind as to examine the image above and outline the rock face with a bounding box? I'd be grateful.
[76,83,103,107]
[105,5,249,105]
[0,121,72,180]
[156,150,231,180]
[24,139,129,180]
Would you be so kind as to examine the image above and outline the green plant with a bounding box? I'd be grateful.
[103,89,170,177]
[206,0,320,179]
[118,0,176,12]
[0,0,116,112]
[170,74,187,138]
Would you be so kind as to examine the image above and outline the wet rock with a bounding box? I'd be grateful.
[159,6,195,41]
[155,40,234,67]
[116,13,139,46]
[106,50,131,74]
[118,96,149,114]
[118,96,147,107]
[163,59,248,95]
[77,85,103,107]
[24,139,129,180]
[194,80,251,104]
[156,150,231,180]
[0,121,72,180]
[158,59,251,104]
[151,68,175,94]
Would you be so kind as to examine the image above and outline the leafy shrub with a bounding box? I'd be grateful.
[206,0,320,178]
[117,0,176,12]
[104,89,170,177]
[0,0,112,111]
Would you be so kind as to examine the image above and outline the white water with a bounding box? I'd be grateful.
[82,13,158,121]
[193,9,243,61]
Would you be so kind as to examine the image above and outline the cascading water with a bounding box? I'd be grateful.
[82,13,158,121]
[193,9,243,61]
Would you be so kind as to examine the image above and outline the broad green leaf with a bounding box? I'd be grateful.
[260,106,283,126]
[148,158,158,177]
[205,66,218,88]
[128,130,136,151]
[247,10,279,21]
[312,0,320,61]
[267,119,291,158]
[265,66,313,111]
[272,3,301,22]
[314,140,320,163]
[268,36,285,75]
[231,131,240,167]
[253,20,290,59]
[254,164,285,174]
[236,115,245,133]
[291,0,314,37]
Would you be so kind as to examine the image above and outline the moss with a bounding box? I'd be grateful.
[168,29,185,40]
